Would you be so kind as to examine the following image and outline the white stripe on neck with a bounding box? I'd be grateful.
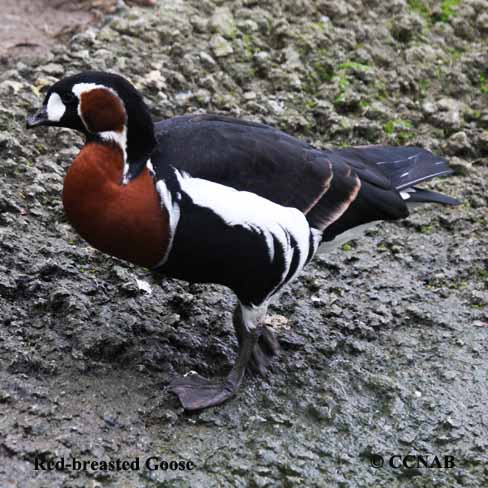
[72,82,129,180]
[99,128,128,174]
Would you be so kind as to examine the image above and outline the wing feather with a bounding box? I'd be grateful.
[151,117,435,240]
[153,115,334,219]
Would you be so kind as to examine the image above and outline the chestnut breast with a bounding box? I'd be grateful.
[62,142,169,268]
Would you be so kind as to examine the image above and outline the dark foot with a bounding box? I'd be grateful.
[249,325,280,376]
[168,373,237,411]
[169,305,270,411]
[169,325,258,411]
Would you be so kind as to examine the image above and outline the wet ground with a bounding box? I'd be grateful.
[0,0,487,486]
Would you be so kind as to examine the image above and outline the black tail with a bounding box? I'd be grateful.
[402,187,460,205]
[321,145,460,242]
[330,145,455,188]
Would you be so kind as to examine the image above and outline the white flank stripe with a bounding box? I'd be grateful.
[154,180,181,267]
[146,159,155,175]
[176,172,312,295]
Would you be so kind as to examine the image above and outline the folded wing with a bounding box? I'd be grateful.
[153,115,456,242]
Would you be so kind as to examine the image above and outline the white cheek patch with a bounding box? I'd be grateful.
[46,92,66,122]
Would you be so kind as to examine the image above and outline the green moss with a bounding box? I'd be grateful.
[334,92,346,105]
[446,47,463,61]
[341,242,353,252]
[384,119,414,143]
[332,73,350,105]
[338,76,349,91]
[397,131,415,143]
[337,61,370,72]
[418,79,431,96]
[312,60,334,83]
[241,34,256,60]
[310,20,327,32]
[439,0,461,22]
[419,224,433,234]
[408,0,431,21]
[303,49,334,93]
[408,0,460,24]
[373,79,388,100]
[480,73,488,94]
[384,121,395,135]
[323,60,372,108]
[465,109,481,121]
[477,268,488,281]
[305,99,318,109]
[332,60,369,100]
[384,119,413,134]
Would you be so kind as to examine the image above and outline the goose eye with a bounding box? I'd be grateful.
[61,92,76,105]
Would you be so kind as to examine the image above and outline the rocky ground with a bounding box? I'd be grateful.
[0,0,487,486]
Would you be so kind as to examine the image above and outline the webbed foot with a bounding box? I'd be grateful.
[169,322,259,411]
[248,325,280,376]
[169,303,272,411]
[168,373,237,411]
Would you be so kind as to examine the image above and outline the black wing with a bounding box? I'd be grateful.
[154,114,333,213]
[320,146,458,241]
[153,114,364,231]
[152,115,454,240]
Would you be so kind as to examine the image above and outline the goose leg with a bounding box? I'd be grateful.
[233,307,280,376]
[168,303,263,411]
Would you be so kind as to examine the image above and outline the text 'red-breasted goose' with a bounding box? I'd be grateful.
[26,72,459,411]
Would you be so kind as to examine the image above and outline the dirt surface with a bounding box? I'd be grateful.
[0,0,153,60]
[0,0,95,60]
[0,0,488,487]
